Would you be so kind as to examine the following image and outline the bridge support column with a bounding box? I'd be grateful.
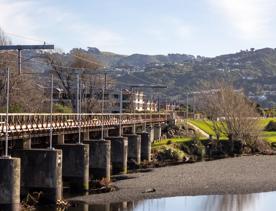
[104,130,109,138]
[55,144,89,191]
[131,125,136,134]
[21,137,32,149]
[147,126,154,143]
[154,125,162,141]
[0,157,20,209]
[83,131,90,141]
[57,134,65,145]
[83,140,111,181]
[123,134,141,165]
[107,137,128,174]
[140,132,151,161]
[12,149,62,203]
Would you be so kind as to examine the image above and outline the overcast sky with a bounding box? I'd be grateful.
[0,0,276,57]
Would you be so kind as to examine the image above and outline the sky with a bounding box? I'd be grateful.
[0,0,276,57]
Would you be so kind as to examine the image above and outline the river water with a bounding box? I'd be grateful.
[35,191,276,211]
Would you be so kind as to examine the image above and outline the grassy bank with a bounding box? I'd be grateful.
[152,118,276,148]
[152,137,192,148]
[188,118,276,144]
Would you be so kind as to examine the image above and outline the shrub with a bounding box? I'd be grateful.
[166,140,172,145]
[155,145,186,161]
[178,139,206,160]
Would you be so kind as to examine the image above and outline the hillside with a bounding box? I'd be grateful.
[109,48,276,107]
[35,47,276,107]
[84,47,195,67]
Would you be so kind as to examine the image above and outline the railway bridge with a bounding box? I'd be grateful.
[0,112,171,207]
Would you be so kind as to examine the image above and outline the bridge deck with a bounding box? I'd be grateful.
[0,113,168,139]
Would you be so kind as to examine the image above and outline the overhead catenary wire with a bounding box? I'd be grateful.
[2,30,166,87]
[0,31,170,106]
[2,30,103,67]
[1,32,167,91]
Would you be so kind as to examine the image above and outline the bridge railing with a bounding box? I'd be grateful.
[0,113,169,134]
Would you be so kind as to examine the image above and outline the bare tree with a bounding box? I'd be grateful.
[0,28,45,112]
[197,82,261,149]
[44,49,115,112]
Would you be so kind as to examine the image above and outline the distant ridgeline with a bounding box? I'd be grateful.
[33,47,276,108]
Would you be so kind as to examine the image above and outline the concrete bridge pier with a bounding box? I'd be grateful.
[57,134,65,144]
[83,140,111,181]
[20,137,32,149]
[0,157,21,209]
[55,143,89,191]
[12,149,63,204]
[83,131,90,141]
[139,132,152,161]
[107,136,128,174]
[147,126,154,143]
[123,134,141,165]
[104,130,109,138]
[154,125,162,141]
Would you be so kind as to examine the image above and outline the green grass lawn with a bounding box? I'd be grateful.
[152,137,192,148]
[188,119,217,136]
[258,118,276,129]
[188,118,276,144]
[153,118,276,148]
[262,131,276,143]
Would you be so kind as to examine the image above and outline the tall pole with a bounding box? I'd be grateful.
[150,95,153,127]
[49,74,54,150]
[77,74,81,144]
[186,92,189,134]
[18,50,22,74]
[132,88,136,134]
[0,44,54,74]
[119,89,123,136]
[4,67,10,157]
[193,95,195,119]
[101,86,105,140]
[104,72,107,90]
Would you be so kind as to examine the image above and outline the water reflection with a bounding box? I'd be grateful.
[32,191,276,211]
[204,194,258,211]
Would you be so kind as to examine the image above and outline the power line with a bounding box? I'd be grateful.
[3,30,103,67]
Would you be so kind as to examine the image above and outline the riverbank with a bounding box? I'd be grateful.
[68,155,276,204]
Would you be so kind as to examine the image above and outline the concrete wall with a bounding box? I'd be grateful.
[12,149,62,203]
[55,144,89,191]
[0,157,21,205]
[107,137,128,174]
[139,132,151,161]
[84,140,111,181]
[154,125,162,141]
[124,134,141,165]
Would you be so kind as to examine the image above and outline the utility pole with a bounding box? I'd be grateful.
[104,72,107,90]
[132,88,136,134]
[101,86,105,140]
[77,74,81,144]
[193,95,196,119]
[186,92,189,135]
[0,44,54,74]
[49,74,54,150]
[119,89,123,137]
[4,68,10,157]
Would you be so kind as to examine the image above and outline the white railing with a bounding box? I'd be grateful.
[0,113,169,135]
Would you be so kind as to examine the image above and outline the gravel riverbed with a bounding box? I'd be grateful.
[68,155,276,204]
